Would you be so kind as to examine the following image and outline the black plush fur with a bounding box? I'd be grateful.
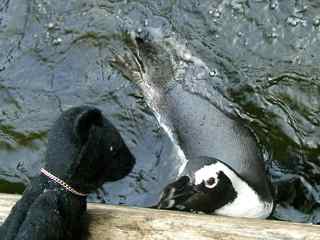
[0,106,135,240]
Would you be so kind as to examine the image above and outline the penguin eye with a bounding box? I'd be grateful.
[205,177,216,188]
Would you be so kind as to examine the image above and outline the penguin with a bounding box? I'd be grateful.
[111,29,274,218]
[156,156,273,218]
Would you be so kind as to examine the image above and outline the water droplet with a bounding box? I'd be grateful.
[53,38,62,45]
[137,28,142,33]
[269,0,278,10]
[184,52,192,61]
[209,70,217,77]
[314,18,320,26]
[214,11,221,18]
[268,27,278,39]
[286,16,306,27]
[48,22,54,29]
[144,19,149,27]
[209,9,221,18]
[271,32,278,39]
[110,146,113,151]
[287,16,298,26]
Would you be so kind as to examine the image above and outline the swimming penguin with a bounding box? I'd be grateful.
[156,156,273,218]
[111,29,274,218]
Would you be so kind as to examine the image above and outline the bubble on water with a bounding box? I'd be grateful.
[209,9,221,18]
[48,22,54,29]
[313,18,320,27]
[214,11,221,18]
[270,4,276,9]
[270,32,278,39]
[183,52,192,61]
[137,28,143,33]
[270,1,278,10]
[209,70,217,77]
[267,27,278,39]
[37,3,47,14]
[144,19,149,27]
[287,17,299,26]
[53,37,62,45]
[287,16,307,27]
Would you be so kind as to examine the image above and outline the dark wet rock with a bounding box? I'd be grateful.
[0,0,319,223]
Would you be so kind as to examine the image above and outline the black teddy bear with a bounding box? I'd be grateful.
[0,106,135,240]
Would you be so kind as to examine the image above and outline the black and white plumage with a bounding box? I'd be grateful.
[157,157,273,218]
[112,28,274,218]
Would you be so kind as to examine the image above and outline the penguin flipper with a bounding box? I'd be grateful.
[156,176,196,210]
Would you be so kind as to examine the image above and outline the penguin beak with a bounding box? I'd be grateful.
[156,176,199,209]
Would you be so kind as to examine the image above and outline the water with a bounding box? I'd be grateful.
[0,0,319,223]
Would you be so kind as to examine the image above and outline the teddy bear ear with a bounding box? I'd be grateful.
[73,108,104,143]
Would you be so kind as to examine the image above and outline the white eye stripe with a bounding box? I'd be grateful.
[193,162,237,189]
[204,177,217,189]
[193,161,273,218]
[194,164,219,188]
[204,182,217,189]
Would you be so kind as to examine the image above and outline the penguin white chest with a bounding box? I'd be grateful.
[194,162,273,219]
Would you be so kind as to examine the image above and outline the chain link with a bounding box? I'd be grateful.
[40,168,87,197]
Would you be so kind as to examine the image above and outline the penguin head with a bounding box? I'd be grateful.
[157,156,273,218]
[45,106,135,193]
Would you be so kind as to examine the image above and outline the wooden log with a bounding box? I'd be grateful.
[0,193,319,240]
